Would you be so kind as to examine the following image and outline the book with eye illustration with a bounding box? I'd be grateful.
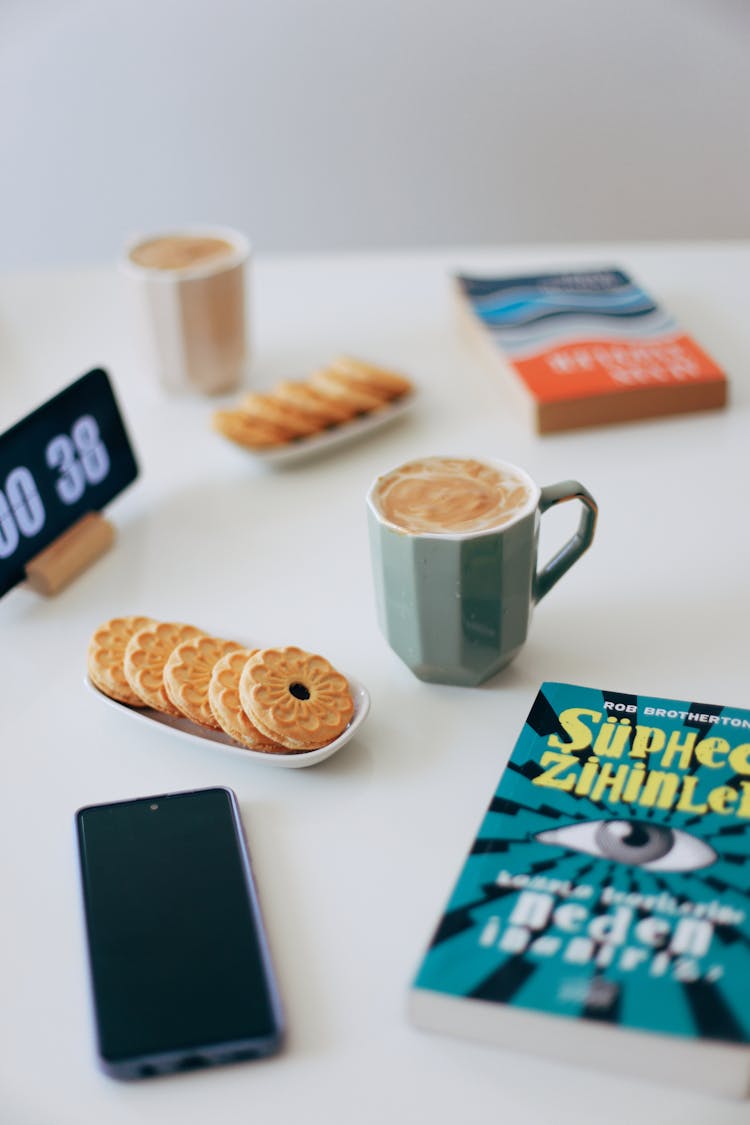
[455,268,728,432]
[409,682,750,1096]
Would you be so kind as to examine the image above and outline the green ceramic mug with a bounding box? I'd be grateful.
[366,456,597,686]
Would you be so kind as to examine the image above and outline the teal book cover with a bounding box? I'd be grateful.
[411,683,750,1088]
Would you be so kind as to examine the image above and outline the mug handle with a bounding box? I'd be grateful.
[533,481,598,604]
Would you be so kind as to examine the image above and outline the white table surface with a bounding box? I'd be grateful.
[1,243,749,1124]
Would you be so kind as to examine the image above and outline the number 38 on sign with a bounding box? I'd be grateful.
[0,369,138,596]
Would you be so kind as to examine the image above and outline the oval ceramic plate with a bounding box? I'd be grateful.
[236,392,416,466]
[84,672,370,768]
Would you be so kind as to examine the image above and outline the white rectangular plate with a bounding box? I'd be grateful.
[85,673,370,768]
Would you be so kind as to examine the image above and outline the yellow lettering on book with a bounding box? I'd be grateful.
[675,776,708,815]
[695,737,730,769]
[593,718,632,759]
[621,762,646,802]
[638,770,680,809]
[707,786,738,815]
[660,730,697,771]
[573,756,600,796]
[629,725,665,759]
[590,763,630,804]
[729,743,750,775]
[547,708,599,752]
[534,751,578,791]
[736,780,750,817]
[534,702,750,824]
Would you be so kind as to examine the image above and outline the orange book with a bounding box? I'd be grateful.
[455,268,728,433]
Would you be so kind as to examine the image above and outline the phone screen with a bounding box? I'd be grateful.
[76,787,283,1077]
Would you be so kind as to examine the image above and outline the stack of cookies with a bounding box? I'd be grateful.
[87,616,355,754]
[212,354,413,450]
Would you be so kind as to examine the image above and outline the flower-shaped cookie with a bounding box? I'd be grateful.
[208,647,285,752]
[239,646,354,750]
[87,615,156,706]
[164,634,243,728]
[123,621,203,715]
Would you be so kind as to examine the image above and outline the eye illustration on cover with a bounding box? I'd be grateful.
[535,818,717,872]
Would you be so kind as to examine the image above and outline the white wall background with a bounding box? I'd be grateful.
[1,0,748,269]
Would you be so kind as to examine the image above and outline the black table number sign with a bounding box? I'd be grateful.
[0,369,138,597]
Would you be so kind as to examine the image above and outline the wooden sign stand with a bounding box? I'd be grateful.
[24,512,115,596]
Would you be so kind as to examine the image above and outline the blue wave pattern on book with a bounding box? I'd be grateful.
[413,682,750,1043]
[457,269,678,355]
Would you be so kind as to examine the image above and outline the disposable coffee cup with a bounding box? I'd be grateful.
[367,455,598,686]
[121,226,251,395]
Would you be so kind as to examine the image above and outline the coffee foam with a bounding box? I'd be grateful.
[129,234,235,271]
[372,457,533,535]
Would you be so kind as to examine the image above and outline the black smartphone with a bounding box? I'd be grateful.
[76,787,284,1079]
